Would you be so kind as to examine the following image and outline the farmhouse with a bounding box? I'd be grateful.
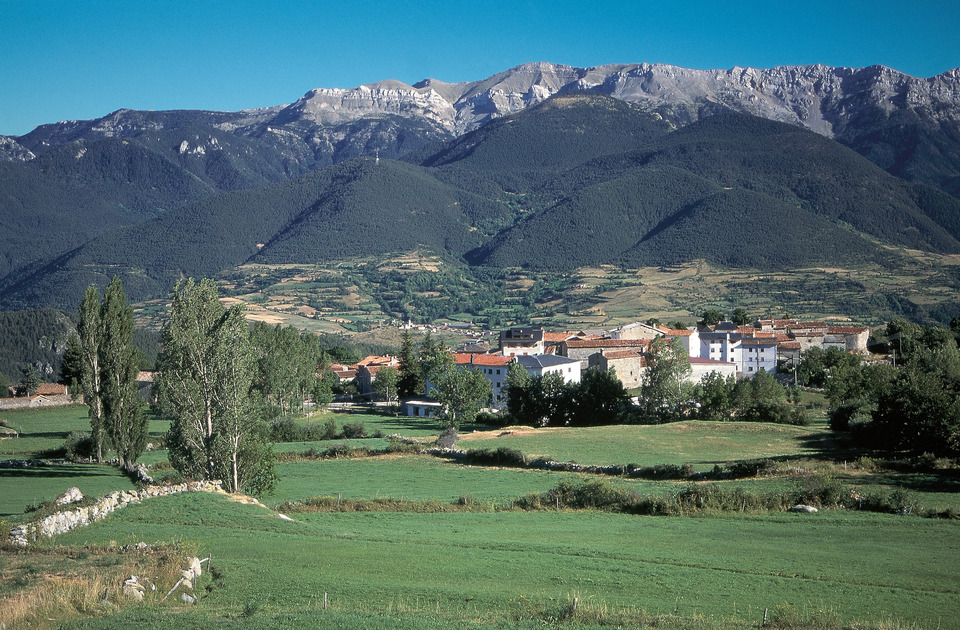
[560,338,650,369]
[689,357,738,382]
[355,355,400,399]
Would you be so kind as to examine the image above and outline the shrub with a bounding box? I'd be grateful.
[792,473,850,508]
[474,411,500,425]
[63,431,96,460]
[436,427,459,449]
[627,463,693,480]
[830,400,872,431]
[464,447,526,467]
[726,458,779,478]
[269,418,301,442]
[320,418,339,440]
[549,478,638,510]
[341,420,367,439]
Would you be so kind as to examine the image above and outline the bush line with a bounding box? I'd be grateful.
[277,477,957,519]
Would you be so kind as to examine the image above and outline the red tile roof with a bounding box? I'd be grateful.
[35,383,68,396]
[356,355,398,367]
[454,353,513,367]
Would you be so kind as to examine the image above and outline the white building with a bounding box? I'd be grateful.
[515,354,582,384]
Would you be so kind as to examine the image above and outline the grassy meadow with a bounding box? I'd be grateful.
[2,404,959,629]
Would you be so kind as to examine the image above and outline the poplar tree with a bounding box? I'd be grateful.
[99,277,147,471]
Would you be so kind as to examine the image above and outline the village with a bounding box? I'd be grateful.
[339,318,872,417]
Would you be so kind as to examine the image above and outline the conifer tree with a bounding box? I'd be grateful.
[397,330,423,398]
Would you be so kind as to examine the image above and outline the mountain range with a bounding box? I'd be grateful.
[2,61,960,317]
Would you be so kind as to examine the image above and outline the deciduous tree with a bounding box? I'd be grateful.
[430,363,491,428]
[99,277,148,471]
[639,337,692,421]
[155,278,275,494]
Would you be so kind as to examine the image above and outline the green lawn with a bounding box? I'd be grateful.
[0,405,92,456]
[0,462,135,519]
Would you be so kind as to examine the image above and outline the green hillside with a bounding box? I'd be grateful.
[468,111,960,270]
[0,308,75,382]
[5,95,960,316]
[0,138,215,279]
[251,159,503,263]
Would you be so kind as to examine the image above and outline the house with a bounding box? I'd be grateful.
[739,337,778,374]
[499,327,545,356]
[514,354,582,384]
[559,338,650,369]
[136,370,154,402]
[355,355,400,400]
[688,357,738,382]
[543,331,579,355]
[697,327,742,368]
[330,363,357,383]
[664,328,700,358]
[826,326,871,354]
[610,321,667,341]
[404,399,442,418]
[589,349,646,388]
[35,383,68,396]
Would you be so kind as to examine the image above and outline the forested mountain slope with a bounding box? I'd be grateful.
[3,94,960,313]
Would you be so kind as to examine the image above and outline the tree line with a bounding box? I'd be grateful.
[60,277,378,494]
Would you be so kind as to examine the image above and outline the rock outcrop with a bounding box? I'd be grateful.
[7,62,959,193]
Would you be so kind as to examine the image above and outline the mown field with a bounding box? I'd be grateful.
[2,405,959,629]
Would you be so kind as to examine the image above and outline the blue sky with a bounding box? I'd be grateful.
[2,0,958,136]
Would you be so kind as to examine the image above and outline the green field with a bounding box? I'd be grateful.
[48,494,960,629]
[2,405,959,629]
[459,422,834,469]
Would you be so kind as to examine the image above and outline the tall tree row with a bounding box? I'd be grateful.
[154,278,275,494]
[63,278,147,468]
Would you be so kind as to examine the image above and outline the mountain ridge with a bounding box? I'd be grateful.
[5,61,960,196]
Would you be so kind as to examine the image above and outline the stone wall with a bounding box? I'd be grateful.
[0,394,76,410]
[9,480,224,547]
